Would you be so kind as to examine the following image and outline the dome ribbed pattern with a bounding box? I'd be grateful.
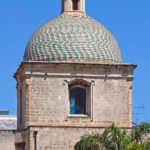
[24,16,122,63]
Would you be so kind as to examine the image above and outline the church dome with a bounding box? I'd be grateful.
[24,16,122,63]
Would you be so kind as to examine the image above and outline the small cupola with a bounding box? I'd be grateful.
[61,0,86,16]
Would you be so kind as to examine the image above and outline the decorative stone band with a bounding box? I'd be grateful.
[24,16,122,63]
[61,11,86,17]
[14,61,137,82]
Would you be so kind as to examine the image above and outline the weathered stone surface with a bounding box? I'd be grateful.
[0,116,17,130]
[15,62,136,129]
[28,126,132,150]
[0,131,16,150]
[0,130,25,150]
[10,61,137,150]
[29,127,105,150]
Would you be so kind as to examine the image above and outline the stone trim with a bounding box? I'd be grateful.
[15,140,25,145]
[25,120,133,128]
[14,62,137,80]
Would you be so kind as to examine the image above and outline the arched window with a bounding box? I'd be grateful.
[69,79,91,116]
[72,0,79,10]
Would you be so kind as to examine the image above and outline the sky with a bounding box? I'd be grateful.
[0,0,150,123]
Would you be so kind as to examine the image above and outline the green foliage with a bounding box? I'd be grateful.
[101,123,128,150]
[142,139,150,150]
[126,142,143,150]
[77,133,101,150]
[77,122,150,150]
[131,122,150,144]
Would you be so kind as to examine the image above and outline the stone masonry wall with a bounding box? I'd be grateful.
[0,130,27,150]
[17,80,27,130]
[25,76,131,127]
[28,126,133,150]
[0,131,15,150]
[15,63,136,128]
[93,79,132,125]
[28,126,106,150]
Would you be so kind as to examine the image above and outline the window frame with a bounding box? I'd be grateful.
[69,86,87,115]
[68,79,91,118]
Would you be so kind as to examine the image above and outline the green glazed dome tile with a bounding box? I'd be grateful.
[24,16,123,63]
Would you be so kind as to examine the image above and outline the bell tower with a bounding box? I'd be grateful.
[61,0,86,16]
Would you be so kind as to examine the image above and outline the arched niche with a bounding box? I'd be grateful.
[72,0,80,10]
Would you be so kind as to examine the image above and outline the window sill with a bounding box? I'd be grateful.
[67,114,90,118]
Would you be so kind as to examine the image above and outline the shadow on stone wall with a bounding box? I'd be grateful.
[74,142,80,150]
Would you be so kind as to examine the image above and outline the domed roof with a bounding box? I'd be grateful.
[24,16,122,63]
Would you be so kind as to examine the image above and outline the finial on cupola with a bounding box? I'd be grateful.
[61,0,86,16]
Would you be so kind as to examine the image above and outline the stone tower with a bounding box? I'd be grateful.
[14,0,137,149]
[61,0,86,16]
